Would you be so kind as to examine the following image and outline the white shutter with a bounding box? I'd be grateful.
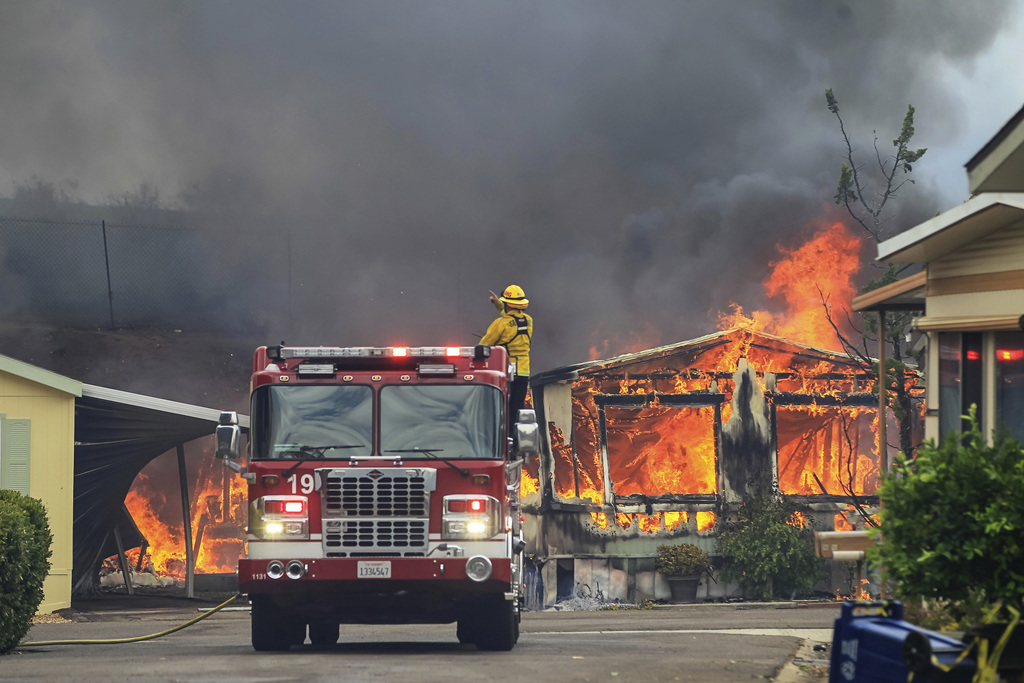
[0,417,32,495]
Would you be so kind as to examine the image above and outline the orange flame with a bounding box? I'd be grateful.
[113,454,247,578]
[834,512,855,532]
[836,578,872,602]
[718,221,864,350]
[545,218,908,539]
[520,472,540,497]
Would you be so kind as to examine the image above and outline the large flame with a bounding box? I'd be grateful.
[717,221,864,350]
[112,453,247,579]
[542,218,908,536]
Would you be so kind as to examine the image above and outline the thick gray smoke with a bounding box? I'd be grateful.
[1,1,1021,373]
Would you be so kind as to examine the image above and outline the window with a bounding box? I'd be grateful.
[250,385,373,460]
[995,331,1024,442]
[603,405,717,496]
[776,406,878,496]
[938,332,984,439]
[379,385,502,459]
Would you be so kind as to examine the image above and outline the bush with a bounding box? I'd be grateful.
[655,543,713,578]
[716,496,824,601]
[0,490,53,654]
[870,409,1024,621]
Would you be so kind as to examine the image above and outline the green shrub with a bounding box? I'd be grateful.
[870,408,1024,621]
[716,496,825,601]
[0,490,53,654]
[655,543,713,578]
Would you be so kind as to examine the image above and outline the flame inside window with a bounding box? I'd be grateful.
[776,406,878,496]
[604,405,717,496]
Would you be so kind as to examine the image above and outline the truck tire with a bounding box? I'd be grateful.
[250,595,295,651]
[456,615,476,645]
[287,621,307,646]
[308,621,339,648]
[474,595,516,651]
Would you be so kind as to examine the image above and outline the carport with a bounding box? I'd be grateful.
[73,384,249,597]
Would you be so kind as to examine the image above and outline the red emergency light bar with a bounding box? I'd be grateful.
[265,499,307,515]
[270,345,479,360]
[446,498,487,513]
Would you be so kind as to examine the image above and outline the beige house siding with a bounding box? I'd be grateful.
[925,290,1024,319]
[915,225,1024,444]
[927,221,1024,279]
[0,362,80,613]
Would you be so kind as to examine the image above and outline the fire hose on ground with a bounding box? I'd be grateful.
[18,593,240,647]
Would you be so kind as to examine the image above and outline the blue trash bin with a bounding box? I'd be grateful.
[829,601,975,682]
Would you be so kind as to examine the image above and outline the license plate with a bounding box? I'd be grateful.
[357,561,391,578]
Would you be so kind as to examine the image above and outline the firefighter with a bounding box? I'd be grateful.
[482,284,533,434]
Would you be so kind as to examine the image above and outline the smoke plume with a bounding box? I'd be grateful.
[1,1,1021,374]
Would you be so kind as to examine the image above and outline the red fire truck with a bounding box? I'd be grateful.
[215,343,538,651]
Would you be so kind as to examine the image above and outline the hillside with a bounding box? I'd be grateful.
[0,318,259,413]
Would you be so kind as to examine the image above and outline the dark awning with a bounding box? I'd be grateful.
[73,384,248,594]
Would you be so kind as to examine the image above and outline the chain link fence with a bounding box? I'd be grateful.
[0,215,287,333]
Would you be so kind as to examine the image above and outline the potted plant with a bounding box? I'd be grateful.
[655,543,713,603]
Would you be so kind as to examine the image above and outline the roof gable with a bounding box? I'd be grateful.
[532,327,861,386]
[877,193,1024,263]
[0,353,82,396]
[967,104,1024,194]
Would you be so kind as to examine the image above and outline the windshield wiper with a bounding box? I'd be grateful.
[279,444,364,479]
[383,448,470,477]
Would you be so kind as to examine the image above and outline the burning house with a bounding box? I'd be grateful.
[520,326,920,607]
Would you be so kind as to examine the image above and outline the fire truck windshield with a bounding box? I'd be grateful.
[380,384,502,459]
[251,384,373,460]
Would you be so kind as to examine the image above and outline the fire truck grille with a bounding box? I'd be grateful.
[323,519,429,554]
[323,472,430,517]
[318,468,436,557]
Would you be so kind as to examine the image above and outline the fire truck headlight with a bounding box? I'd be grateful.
[465,555,493,582]
[442,495,500,539]
[251,496,310,540]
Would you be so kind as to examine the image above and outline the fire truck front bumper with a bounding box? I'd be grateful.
[238,556,512,593]
[238,557,515,623]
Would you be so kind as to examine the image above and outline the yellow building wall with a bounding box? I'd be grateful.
[0,371,75,613]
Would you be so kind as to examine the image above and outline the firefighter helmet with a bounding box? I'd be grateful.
[499,284,529,309]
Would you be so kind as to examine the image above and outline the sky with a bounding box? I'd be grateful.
[2,1,1023,374]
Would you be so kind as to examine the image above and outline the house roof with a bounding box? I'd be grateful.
[0,353,82,396]
[851,270,927,313]
[876,193,1024,263]
[967,103,1024,194]
[81,384,250,428]
[531,327,863,387]
[70,384,248,594]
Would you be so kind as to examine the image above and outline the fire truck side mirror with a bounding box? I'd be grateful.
[216,411,241,460]
[515,409,540,459]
